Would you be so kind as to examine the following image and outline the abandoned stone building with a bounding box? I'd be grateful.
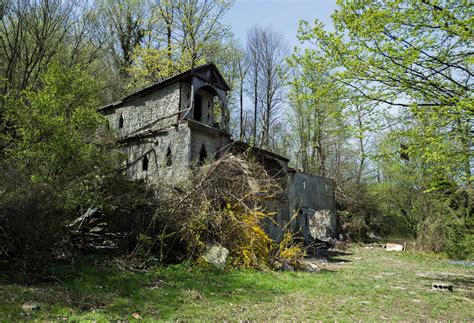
[100,63,336,243]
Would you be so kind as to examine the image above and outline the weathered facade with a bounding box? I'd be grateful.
[101,63,336,243]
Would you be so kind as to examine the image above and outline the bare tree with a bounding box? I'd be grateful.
[98,0,148,77]
[173,0,233,68]
[1,0,78,95]
[0,0,108,123]
[257,27,287,148]
[237,51,248,140]
[245,26,261,144]
[245,25,287,148]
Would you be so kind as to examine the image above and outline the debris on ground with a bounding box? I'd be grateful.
[21,302,40,313]
[201,243,229,269]
[432,283,454,292]
[66,207,131,253]
[384,243,405,251]
[131,312,142,319]
[448,260,474,267]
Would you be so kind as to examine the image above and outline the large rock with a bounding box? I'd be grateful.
[202,243,228,269]
[308,209,336,243]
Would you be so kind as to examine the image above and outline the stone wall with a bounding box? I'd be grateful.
[189,121,232,163]
[104,82,181,138]
[122,124,191,183]
[180,82,192,113]
[288,172,336,243]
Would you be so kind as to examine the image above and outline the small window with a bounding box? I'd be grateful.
[199,144,207,164]
[142,155,149,171]
[165,147,172,167]
[119,114,124,128]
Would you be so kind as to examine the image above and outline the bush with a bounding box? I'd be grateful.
[0,62,151,271]
[0,164,65,270]
[136,154,305,269]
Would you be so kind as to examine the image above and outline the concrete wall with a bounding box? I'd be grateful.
[261,192,290,242]
[288,172,336,243]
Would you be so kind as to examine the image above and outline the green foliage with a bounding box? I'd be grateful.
[296,0,473,186]
[0,62,136,268]
[291,0,473,257]
[126,0,234,90]
[4,62,108,182]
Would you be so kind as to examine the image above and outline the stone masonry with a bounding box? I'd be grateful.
[101,63,337,243]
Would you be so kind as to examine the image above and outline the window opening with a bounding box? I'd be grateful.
[199,144,207,164]
[142,155,149,171]
[165,146,172,167]
[119,114,124,128]
[213,96,222,128]
[194,93,202,122]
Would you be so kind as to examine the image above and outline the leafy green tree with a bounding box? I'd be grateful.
[128,0,234,88]
[0,61,127,267]
[296,0,473,187]
[3,62,116,207]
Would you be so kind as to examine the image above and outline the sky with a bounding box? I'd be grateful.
[223,0,338,49]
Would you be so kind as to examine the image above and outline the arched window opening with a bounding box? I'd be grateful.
[213,96,223,128]
[207,101,211,121]
[142,155,149,171]
[194,93,202,122]
[118,114,124,128]
[165,146,172,167]
[199,144,207,164]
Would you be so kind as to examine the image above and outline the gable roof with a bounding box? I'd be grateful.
[100,62,230,112]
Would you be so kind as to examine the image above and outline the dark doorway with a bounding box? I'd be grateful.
[142,155,149,171]
[194,93,202,122]
[199,144,207,164]
[165,146,172,166]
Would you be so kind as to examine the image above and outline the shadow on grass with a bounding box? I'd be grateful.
[0,261,293,319]
[421,273,474,288]
[305,248,353,263]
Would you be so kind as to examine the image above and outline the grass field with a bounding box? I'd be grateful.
[1,245,473,321]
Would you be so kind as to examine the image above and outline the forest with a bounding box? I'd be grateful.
[0,0,472,319]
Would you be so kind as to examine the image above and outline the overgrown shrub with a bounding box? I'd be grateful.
[0,163,65,269]
[136,154,305,269]
[0,62,156,270]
